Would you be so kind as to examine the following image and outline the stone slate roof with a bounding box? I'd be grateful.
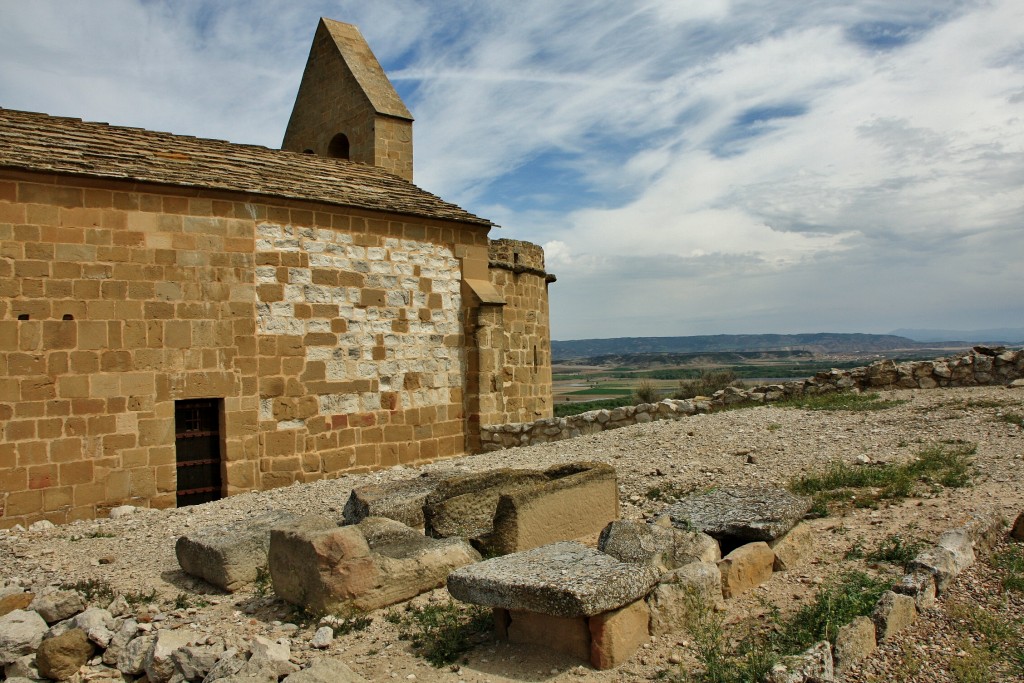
[0,108,490,226]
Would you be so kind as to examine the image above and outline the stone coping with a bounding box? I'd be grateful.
[446,541,660,618]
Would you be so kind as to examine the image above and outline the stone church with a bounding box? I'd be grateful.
[0,18,554,528]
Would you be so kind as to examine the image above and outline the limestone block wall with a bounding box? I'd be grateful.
[481,239,554,425]
[480,348,1024,451]
[0,171,488,528]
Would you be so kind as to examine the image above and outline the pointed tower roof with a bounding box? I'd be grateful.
[318,18,412,121]
[282,18,415,180]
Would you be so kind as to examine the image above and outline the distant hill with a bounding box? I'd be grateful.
[551,333,933,360]
[890,328,1024,344]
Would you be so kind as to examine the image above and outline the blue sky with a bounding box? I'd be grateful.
[1,0,1022,340]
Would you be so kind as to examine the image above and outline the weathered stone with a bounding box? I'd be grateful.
[908,538,972,595]
[599,520,719,572]
[70,606,115,647]
[102,619,138,666]
[484,462,619,555]
[424,468,548,540]
[29,590,85,624]
[310,626,333,649]
[960,510,1005,554]
[503,609,590,660]
[833,616,876,672]
[892,571,936,610]
[170,642,224,681]
[767,641,834,682]
[242,635,298,679]
[282,658,368,683]
[661,487,811,543]
[647,562,722,635]
[1012,512,1024,541]
[447,541,660,618]
[341,473,443,527]
[589,599,649,669]
[176,510,299,592]
[117,633,156,675]
[769,523,813,571]
[3,654,39,680]
[145,628,195,683]
[718,542,775,599]
[871,591,917,640]
[0,593,33,618]
[0,609,48,665]
[270,515,479,614]
[36,628,95,681]
[199,646,245,682]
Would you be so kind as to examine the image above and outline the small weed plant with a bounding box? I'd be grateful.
[61,579,114,604]
[253,565,271,597]
[396,600,492,667]
[992,544,1024,593]
[774,571,890,653]
[865,534,924,569]
[790,442,975,516]
[634,379,660,403]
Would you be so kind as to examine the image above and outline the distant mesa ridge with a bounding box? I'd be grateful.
[551,332,1023,360]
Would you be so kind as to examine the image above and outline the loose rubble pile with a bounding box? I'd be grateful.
[481,347,1024,450]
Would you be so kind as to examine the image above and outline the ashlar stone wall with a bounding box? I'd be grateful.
[0,171,494,528]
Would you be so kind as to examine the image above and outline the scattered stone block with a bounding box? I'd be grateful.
[892,571,936,610]
[1012,511,1024,541]
[486,462,619,555]
[283,658,369,682]
[960,510,1005,554]
[269,515,479,614]
[660,487,811,544]
[908,539,971,595]
[447,541,659,618]
[424,468,548,541]
[176,510,298,592]
[589,599,650,669]
[341,473,443,527]
[102,618,137,666]
[833,616,876,672]
[647,562,722,636]
[769,523,813,571]
[36,628,94,681]
[871,591,917,640]
[0,609,48,665]
[718,542,775,599]
[598,520,719,572]
[766,641,834,683]
[506,610,591,661]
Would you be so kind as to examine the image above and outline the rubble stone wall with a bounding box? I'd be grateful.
[480,348,1024,451]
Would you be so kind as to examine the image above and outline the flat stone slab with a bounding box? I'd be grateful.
[447,542,659,618]
[660,487,811,543]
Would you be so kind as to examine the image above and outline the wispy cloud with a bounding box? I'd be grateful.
[1,0,1021,338]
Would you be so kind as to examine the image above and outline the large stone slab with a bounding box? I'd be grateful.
[269,515,479,614]
[660,487,811,543]
[341,473,444,528]
[598,520,720,572]
[447,542,660,618]
[485,462,619,555]
[423,468,549,540]
[176,510,298,592]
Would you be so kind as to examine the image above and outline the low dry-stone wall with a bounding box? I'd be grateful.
[481,347,1024,451]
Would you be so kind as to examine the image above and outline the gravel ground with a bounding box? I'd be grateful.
[2,385,1023,682]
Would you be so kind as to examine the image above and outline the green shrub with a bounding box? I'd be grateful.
[672,369,741,400]
[396,601,492,667]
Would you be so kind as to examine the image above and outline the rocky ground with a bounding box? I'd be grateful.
[2,385,1023,682]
